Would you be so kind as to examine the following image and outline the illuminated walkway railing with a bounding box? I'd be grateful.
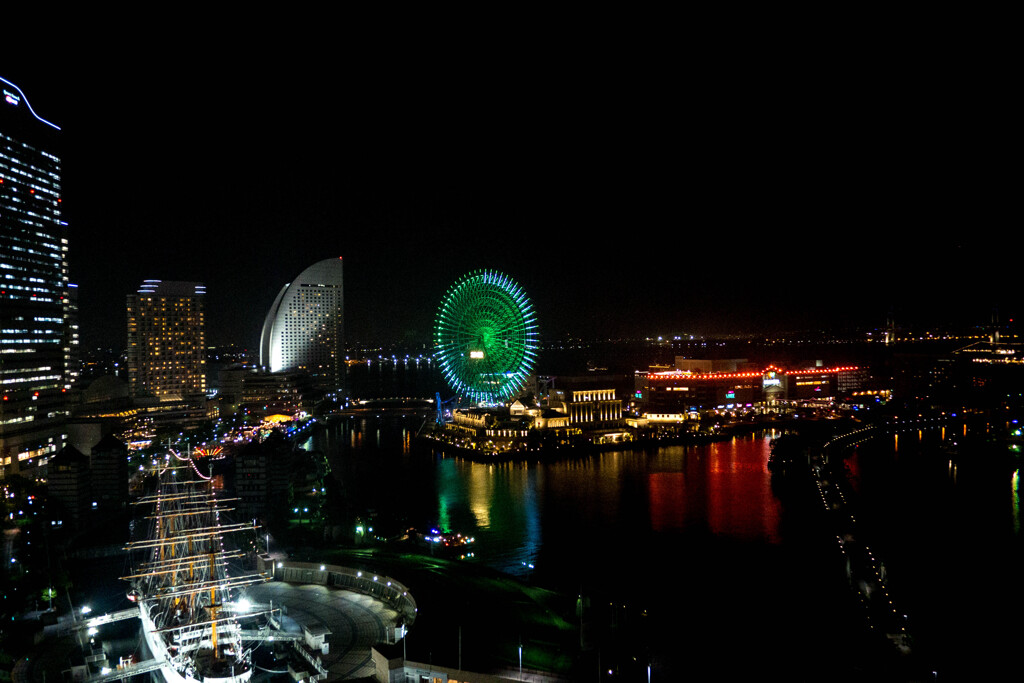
[261,558,418,627]
[824,413,960,451]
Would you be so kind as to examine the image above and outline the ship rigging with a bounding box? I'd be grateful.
[122,450,270,683]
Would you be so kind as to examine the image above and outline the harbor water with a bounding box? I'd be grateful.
[316,360,1023,679]
[304,417,885,679]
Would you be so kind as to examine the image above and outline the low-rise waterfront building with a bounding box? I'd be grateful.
[240,370,317,417]
[440,375,632,451]
[645,363,862,418]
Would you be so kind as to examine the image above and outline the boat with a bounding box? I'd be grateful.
[123,451,269,683]
[417,527,476,550]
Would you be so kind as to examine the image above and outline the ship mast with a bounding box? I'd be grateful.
[208,484,220,658]
[123,450,268,682]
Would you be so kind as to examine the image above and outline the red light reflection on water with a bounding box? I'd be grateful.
[648,436,782,543]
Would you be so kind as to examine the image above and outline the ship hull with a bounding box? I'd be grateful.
[140,604,253,683]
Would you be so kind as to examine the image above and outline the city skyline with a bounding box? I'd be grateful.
[2,47,1019,682]
[2,59,1009,351]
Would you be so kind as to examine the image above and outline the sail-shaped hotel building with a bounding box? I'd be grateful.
[259,258,344,390]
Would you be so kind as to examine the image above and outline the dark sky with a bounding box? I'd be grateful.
[3,44,1011,351]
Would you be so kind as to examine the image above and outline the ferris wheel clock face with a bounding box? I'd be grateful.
[434,270,539,405]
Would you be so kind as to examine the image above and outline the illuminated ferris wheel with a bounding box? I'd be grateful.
[434,270,539,405]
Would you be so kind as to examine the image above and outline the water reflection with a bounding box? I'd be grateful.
[305,412,1024,678]
[431,459,544,573]
[646,436,780,542]
[1013,469,1020,534]
[317,419,789,584]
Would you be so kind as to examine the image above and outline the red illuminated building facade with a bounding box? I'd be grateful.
[644,364,864,420]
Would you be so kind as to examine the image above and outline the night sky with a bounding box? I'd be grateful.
[3,46,1010,351]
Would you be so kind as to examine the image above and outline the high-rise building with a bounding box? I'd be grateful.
[260,258,344,389]
[0,76,69,473]
[126,280,207,400]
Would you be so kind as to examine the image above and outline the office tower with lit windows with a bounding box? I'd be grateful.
[0,76,69,473]
[126,281,207,400]
[260,258,344,390]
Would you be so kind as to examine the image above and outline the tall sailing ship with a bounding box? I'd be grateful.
[123,451,268,683]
